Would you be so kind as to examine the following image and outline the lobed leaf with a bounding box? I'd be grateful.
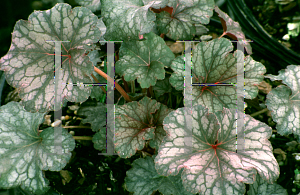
[192,38,265,113]
[155,0,214,40]
[155,104,279,194]
[115,32,175,88]
[247,174,287,195]
[265,65,300,140]
[115,97,171,158]
[169,38,265,113]
[0,102,75,194]
[153,76,172,97]
[0,3,103,112]
[101,0,165,41]
[125,156,194,195]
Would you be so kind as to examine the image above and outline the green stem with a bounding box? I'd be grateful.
[142,88,147,94]
[149,86,154,98]
[131,80,135,93]
[168,92,172,107]
[176,95,182,109]
[63,126,91,129]
[250,108,269,117]
[122,76,130,92]
[73,136,93,140]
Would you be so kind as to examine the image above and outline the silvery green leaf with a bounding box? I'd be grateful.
[156,0,214,40]
[115,32,175,88]
[192,38,265,113]
[0,102,75,194]
[0,3,102,112]
[101,0,163,41]
[125,156,194,195]
[247,174,288,195]
[265,65,300,140]
[155,104,279,194]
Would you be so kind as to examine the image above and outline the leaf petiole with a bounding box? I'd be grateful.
[94,66,132,102]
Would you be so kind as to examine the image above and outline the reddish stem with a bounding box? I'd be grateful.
[94,66,132,102]
[46,53,70,58]
[122,76,130,92]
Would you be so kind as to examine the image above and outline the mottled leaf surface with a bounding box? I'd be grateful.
[192,38,265,113]
[87,50,102,66]
[192,38,235,84]
[125,156,194,195]
[195,24,209,36]
[155,104,279,194]
[0,102,75,194]
[156,0,214,40]
[75,0,101,12]
[214,6,252,55]
[0,3,102,112]
[97,17,107,44]
[115,97,168,158]
[236,50,266,99]
[169,55,185,91]
[115,32,175,88]
[92,129,106,151]
[247,174,287,195]
[101,0,166,41]
[265,65,300,139]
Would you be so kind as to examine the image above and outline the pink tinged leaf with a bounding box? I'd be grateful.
[155,104,279,194]
[114,97,163,158]
[139,33,144,39]
[0,3,102,113]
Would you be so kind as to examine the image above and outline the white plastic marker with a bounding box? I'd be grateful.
[48,40,119,156]
[46,40,70,156]
[98,41,122,156]
[176,40,197,154]
[176,38,253,155]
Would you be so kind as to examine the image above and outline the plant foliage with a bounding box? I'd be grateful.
[0,0,298,194]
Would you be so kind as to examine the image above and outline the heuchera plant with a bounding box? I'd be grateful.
[0,0,299,194]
